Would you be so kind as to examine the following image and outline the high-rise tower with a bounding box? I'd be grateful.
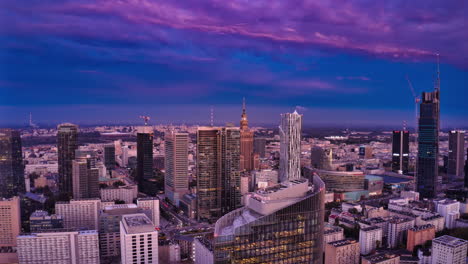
[136,126,154,186]
[57,123,78,196]
[0,129,25,198]
[196,126,241,222]
[164,130,189,206]
[279,111,302,182]
[240,98,254,171]
[392,130,410,174]
[448,130,465,178]
[416,58,441,199]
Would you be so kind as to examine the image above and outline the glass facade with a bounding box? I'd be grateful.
[214,175,325,264]
[0,129,25,198]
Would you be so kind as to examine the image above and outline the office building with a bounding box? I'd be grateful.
[214,175,325,263]
[361,253,400,264]
[0,197,20,247]
[312,169,365,192]
[359,146,373,159]
[72,159,99,199]
[55,198,100,230]
[239,98,254,171]
[57,123,79,196]
[359,226,382,255]
[311,146,333,170]
[448,130,465,178]
[158,241,181,264]
[136,126,154,185]
[29,210,63,232]
[387,217,415,248]
[164,130,189,206]
[279,111,302,182]
[0,129,25,198]
[325,239,360,264]
[253,137,267,158]
[431,235,468,264]
[17,230,100,264]
[104,144,116,172]
[392,130,410,174]
[99,204,143,260]
[137,198,160,227]
[416,69,440,199]
[120,214,158,264]
[196,126,241,222]
[101,185,138,204]
[407,224,435,251]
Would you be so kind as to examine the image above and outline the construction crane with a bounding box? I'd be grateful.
[139,115,150,126]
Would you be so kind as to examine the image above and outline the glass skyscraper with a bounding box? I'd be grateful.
[213,175,325,264]
[136,126,154,184]
[392,130,410,174]
[57,123,79,196]
[0,129,25,198]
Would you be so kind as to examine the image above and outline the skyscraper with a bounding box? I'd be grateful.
[214,175,325,263]
[57,123,79,196]
[72,158,99,199]
[196,126,241,222]
[392,130,410,174]
[239,98,254,171]
[0,197,21,247]
[0,129,25,198]
[253,137,267,158]
[104,144,116,173]
[279,111,302,182]
[465,149,468,188]
[448,130,465,178]
[416,66,440,199]
[164,130,189,206]
[136,126,154,185]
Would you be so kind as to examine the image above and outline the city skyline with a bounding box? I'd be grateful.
[1,1,468,127]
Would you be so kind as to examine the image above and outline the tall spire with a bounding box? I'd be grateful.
[435,53,440,92]
[240,97,248,130]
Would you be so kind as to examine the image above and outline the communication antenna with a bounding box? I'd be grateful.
[210,106,214,127]
[139,116,150,126]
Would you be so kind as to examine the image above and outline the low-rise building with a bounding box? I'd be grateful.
[324,225,345,251]
[325,239,360,264]
[362,253,400,264]
[406,224,435,252]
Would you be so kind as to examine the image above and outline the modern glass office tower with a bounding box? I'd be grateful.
[279,111,302,182]
[57,123,78,195]
[392,130,410,174]
[164,130,189,206]
[220,127,241,215]
[136,126,154,184]
[416,87,440,199]
[0,129,25,198]
[213,175,325,264]
[448,130,465,177]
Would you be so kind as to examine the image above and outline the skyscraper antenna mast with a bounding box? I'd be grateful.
[210,106,214,127]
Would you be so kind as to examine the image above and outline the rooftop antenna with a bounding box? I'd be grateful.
[210,106,214,127]
[435,53,440,92]
[242,97,246,114]
[403,120,407,131]
[139,116,150,126]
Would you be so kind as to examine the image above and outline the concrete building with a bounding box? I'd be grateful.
[214,175,325,263]
[100,185,138,204]
[158,241,180,264]
[435,199,460,229]
[419,214,445,232]
[279,111,302,182]
[17,230,100,264]
[137,198,160,227]
[253,169,278,188]
[406,224,435,252]
[120,214,158,264]
[194,237,213,264]
[164,130,189,206]
[29,210,63,232]
[0,247,18,264]
[387,217,415,248]
[325,239,360,264]
[324,225,344,251]
[0,197,20,247]
[431,235,468,264]
[362,253,400,264]
[0,129,25,198]
[401,191,420,201]
[359,226,383,255]
[57,123,79,196]
[311,146,333,170]
[55,198,100,230]
[448,130,465,178]
[99,204,143,261]
[72,159,99,199]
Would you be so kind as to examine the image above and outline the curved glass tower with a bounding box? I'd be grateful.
[213,175,325,264]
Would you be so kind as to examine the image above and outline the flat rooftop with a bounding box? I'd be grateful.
[363,253,399,263]
[328,239,358,248]
[122,214,155,234]
[433,235,468,248]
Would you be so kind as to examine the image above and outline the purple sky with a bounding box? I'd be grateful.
[1,0,467,127]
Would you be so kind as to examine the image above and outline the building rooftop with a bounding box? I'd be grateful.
[433,235,468,248]
[328,239,358,248]
[121,214,155,234]
[363,253,399,264]
[196,237,213,252]
[361,226,382,232]
[388,217,413,224]
[409,224,434,232]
